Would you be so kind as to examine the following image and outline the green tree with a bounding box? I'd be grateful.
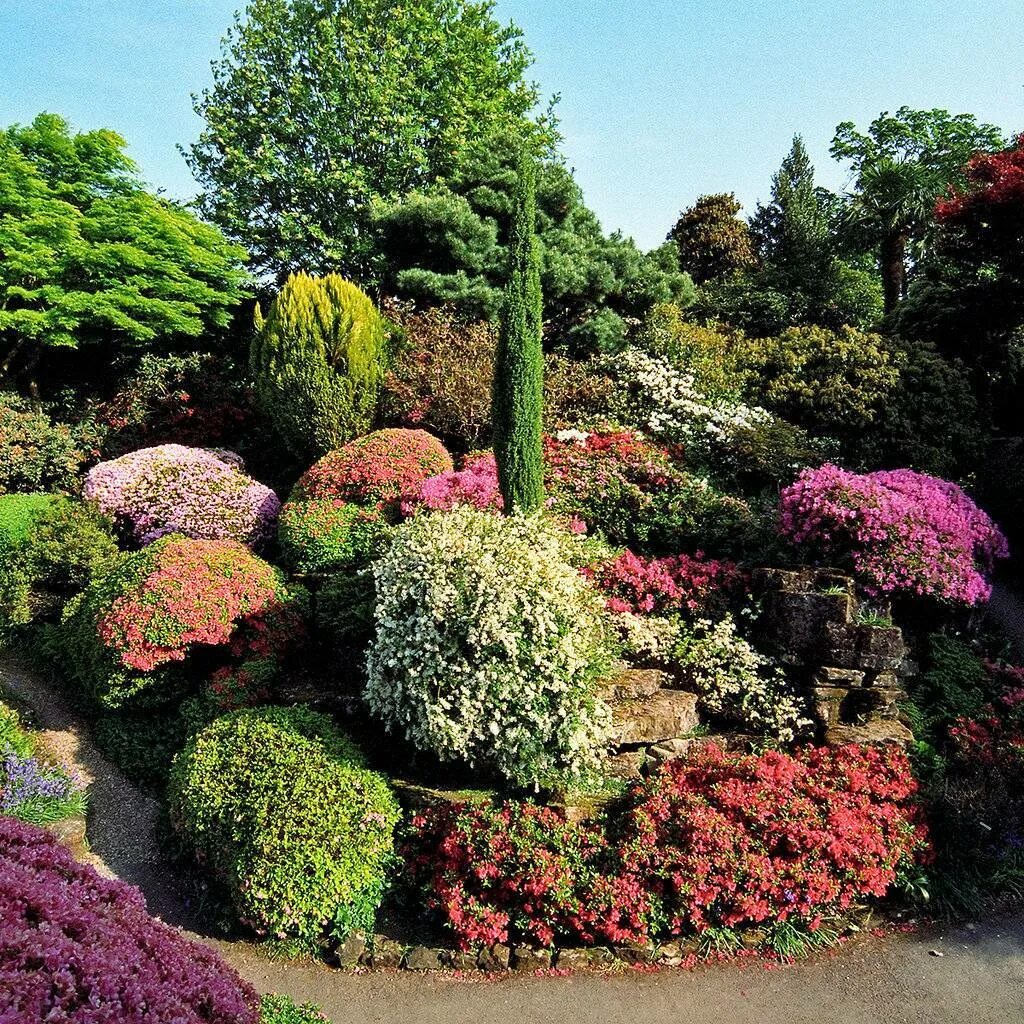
[750,135,829,274]
[376,137,693,352]
[667,193,758,285]
[493,151,544,513]
[0,113,247,394]
[251,272,389,459]
[830,107,1004,313]
[187,0,549,283]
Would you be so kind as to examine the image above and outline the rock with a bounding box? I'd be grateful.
[647,737,695,763]
[824,720,914,748]
[478,943,511,971]
[605,749,646,781]
[602,668,669,701]
[403,945,442,971]
[741,928,767,950]
[449,951,479,972]
[554,947,589,969]
[759,590,853,662]
[366,936,404,969]
[613,942,659,965]
[585,947,616,968]
[609,690,700,746]
[336,930,366,968]
[824,623,906,672]
[815,667,867,687]
[511,945,552,971]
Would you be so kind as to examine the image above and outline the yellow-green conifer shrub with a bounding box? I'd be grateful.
[251,273,389,458]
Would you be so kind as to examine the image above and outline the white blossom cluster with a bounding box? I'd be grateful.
[365,505,615,789]
[600,347,771,455]
[673,615,813,743]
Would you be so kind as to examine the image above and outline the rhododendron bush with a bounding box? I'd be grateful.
[83,444,280,547]
[404,743,927,950]
[365,506,615,789]
[61,536,302,708]
[780,464,1008,604]
[0,816,261,1024]
[291,428,453,509]
[400,451,504,515]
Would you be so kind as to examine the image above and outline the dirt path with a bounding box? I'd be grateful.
[3,652,1023,1024]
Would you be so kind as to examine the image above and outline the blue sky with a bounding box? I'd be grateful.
[2,0,1022,249]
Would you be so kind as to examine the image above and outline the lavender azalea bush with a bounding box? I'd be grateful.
[83,444,280,547]
[780,464,1008,605]
[0,816,262,1023]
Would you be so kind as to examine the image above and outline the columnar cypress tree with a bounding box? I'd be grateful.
[493,151,544,514]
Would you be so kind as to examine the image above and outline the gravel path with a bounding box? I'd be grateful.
[3,651,1023,1024]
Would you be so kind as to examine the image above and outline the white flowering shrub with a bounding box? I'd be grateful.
[600,347,771,456]
[672,615,811,743]
[365,506,615,789]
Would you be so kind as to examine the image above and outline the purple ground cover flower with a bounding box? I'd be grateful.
[0,816,261,1023]
[83,444,280,548]
[780,464,1008,605]
[0,752,79,815]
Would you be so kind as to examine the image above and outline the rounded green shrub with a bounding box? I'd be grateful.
[0,392,86,495]
[250,273,391,459]
[0,496,119,639]
[365,505,614,789]
[169,705,400,942]
[278,499,389,574]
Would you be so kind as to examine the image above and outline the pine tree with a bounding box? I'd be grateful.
[750,135,829,274]
[493,151,545,514]
[251,272,389,459]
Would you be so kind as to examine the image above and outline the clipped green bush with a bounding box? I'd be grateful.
[251,273,390,459]
[278,500,390,575]
[169,705,400,942]
[0,496,119,640]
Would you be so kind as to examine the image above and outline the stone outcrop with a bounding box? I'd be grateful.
[752,567,914,747]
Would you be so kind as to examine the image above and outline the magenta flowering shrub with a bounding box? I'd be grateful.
[83,444,280,547]
[780,464,1008,604]
[400,452,504,516]
[0,816,260,1023]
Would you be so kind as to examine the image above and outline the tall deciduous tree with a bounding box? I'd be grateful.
[830,107,1004,313]
[186,0,550,284]
[493,150,544,514]
[0,113,247,394]
[667,193,758,285]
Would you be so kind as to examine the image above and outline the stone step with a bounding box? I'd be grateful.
[608,688,700,746]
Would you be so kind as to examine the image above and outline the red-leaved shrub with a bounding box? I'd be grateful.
[0,816,260,1023]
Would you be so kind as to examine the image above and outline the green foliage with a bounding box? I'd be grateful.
[315,569,377,665]
[906,634,990,745]
[0,496,119,639]
[260,995,332,1024]
[830,107,1005,311]
[278,500,389,575]
[251,273,390,459]
[377,136,694,353]
[667,193,757,285]
[853,337,985,477]
[169,705,401,943]
[0,701,36,759]
[738,324,900,439]
[0,393,88,494]
[187,0,548,281]
[493,152,545,513]
[91,710,191,792]
[0,113,247,389]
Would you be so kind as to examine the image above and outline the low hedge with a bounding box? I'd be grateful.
[278,499,389,574]
[169,705,401,943]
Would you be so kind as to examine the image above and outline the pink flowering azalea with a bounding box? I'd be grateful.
[83,444,279,548]
[780,464,1008,605]
[400,451,504,516]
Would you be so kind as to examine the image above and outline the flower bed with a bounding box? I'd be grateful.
[83,444,280,547]
[405,743,927,952]
[0,816,261,1023]
[780,464,1008,604]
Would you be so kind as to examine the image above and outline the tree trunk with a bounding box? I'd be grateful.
[880,231,907,315]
